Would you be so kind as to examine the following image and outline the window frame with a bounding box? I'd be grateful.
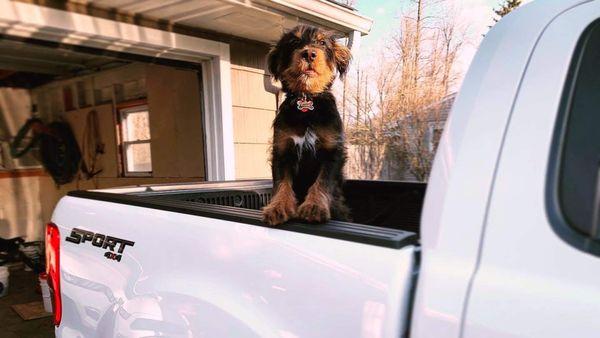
[117,101,153,177]
[430,124,444,153]
[546,18,600,257]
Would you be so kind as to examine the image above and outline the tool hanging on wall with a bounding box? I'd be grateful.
[80,109,104,179]
[10,118,81,185]
[41,120,81,185]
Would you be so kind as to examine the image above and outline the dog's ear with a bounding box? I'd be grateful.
[269,26,306,80]
[332,39,352,78]
[267,43,283,81]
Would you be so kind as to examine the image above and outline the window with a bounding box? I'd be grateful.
[119,104,152,176]
[431,126,443,152]
[548,19,600,255]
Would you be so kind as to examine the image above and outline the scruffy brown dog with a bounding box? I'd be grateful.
[262,25,352,226]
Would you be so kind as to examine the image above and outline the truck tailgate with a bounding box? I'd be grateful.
[52,194,417,338]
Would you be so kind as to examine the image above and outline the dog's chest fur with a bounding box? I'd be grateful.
[290,127,317,158]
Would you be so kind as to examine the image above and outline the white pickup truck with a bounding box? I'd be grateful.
[46,1,600,337]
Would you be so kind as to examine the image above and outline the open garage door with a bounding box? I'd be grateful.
[0,37,207,240]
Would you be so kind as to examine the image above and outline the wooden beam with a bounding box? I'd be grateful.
[0,168,47,179]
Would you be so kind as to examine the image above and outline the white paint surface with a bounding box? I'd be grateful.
[463,1,600,337]
[52,196,416,337]
[412,1,594,337]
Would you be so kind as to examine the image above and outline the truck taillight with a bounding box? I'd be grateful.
[45,222,62,326]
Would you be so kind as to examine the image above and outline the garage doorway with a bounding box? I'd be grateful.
[0,36,208,241]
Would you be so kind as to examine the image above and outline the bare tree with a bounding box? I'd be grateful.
[344,63,380,179]
[339,0,467,181]
[345,53,402,179]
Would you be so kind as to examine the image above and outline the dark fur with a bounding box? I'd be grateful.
[262,25,351,226]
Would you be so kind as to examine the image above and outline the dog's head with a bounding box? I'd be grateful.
[268,25,351,94]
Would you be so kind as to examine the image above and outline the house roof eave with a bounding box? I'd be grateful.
[261,0,373,35]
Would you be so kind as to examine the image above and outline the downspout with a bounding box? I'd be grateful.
[347,30,362,55]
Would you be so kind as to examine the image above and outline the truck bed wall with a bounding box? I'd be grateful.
[52,190,418,337]
[131,179,425,235]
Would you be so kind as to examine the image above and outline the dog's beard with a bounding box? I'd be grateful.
[283,63,334,94]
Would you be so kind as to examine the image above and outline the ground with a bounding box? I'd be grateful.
[0,268,55,337]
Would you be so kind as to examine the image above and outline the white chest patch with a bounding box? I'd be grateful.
[291,127,317,158]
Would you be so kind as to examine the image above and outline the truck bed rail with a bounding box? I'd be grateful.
[67,189,418,249]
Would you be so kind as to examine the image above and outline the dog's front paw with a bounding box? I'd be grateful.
[298,200,331,223]
[262,200,297,226]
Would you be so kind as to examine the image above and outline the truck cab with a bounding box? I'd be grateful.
[414,1,600,337]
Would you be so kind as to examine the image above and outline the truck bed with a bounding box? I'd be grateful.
[68,179,424,249]
[55,179,425,337]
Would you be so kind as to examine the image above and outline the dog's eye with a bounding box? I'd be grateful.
[319,40,326,46]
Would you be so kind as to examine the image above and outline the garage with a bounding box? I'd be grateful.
[1,37,209,236]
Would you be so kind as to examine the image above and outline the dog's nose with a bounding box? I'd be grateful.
[302,50,318,62]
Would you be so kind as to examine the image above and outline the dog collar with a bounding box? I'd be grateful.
[296,93,314,113]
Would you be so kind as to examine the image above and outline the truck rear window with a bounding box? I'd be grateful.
[548,19,600,255]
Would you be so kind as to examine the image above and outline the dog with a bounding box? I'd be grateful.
[262,25,352,226]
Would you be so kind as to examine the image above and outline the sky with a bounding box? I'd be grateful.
[353,0,533,84]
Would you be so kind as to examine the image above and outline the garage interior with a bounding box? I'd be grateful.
[1,37,208,238]
[0,37,207,335]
